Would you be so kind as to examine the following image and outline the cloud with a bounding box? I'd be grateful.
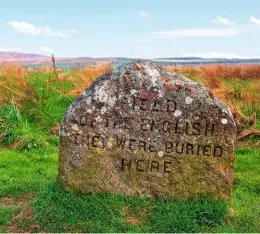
[182,51,256,59]
[212,16,233,25]
[249,16,260,26]
[40,46,53,54]
[7,21,75,37]
[0,47,22,52]
[141,10,151,19]
[151,28,237,38]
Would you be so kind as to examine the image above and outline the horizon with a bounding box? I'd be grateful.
[1,0,260,59]
[2,50,260,60]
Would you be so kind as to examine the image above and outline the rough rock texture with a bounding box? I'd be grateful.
[58,60,237,201]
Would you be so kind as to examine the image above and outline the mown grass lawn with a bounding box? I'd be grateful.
[0,146,259,233]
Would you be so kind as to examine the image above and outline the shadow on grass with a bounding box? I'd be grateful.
[20,184,229,233]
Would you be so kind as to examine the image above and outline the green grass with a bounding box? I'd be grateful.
[24,72,75,129]
[0,147,259,232]
[0,208,17,229]
[0,105,59,150]
[30,186,227,233]
[226,79,260,121]
[0,147,57,197]
[0,71,75,150]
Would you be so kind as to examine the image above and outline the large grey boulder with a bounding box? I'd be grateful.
[58,59,236,201]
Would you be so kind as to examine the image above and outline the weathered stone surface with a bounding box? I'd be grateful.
[58,60,237,201]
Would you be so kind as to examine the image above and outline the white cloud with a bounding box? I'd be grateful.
[141,10,151,19]
[151,28,237,38]
[0,47,22,52]
[212,16,233,25]
[249,16,260,26]
[40,46,53,55]
[182,51,256,59]
[7,21,75,37]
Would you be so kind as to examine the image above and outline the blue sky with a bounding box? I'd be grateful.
[1,0,260,58]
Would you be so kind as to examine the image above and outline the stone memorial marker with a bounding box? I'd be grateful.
[58,60,236,200]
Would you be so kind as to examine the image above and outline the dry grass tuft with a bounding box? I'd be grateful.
[70,64,112,96]
[0,63,111,107]
[0,63,30,107]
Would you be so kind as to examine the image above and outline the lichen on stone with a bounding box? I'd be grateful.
[58,59,237,201]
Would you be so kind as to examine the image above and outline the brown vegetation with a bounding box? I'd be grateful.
[0,62,259,147]
[0,63,111,106]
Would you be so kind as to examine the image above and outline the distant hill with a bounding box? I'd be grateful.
[0,51,119,64]
[152,57,260,65]
[155,57,208,60]
[0,51,49,63]
[1,51,260,66]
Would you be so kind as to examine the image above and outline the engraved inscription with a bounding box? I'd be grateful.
[72,134,223,157]
[73,96,224,157]
[121,97,177,113]
[121,158,173,173]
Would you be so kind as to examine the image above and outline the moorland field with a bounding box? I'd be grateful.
[0,62,259,232]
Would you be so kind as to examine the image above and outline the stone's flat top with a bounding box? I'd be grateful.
[59,59,237,201]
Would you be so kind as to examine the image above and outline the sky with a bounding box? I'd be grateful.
[1,0,260,58]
